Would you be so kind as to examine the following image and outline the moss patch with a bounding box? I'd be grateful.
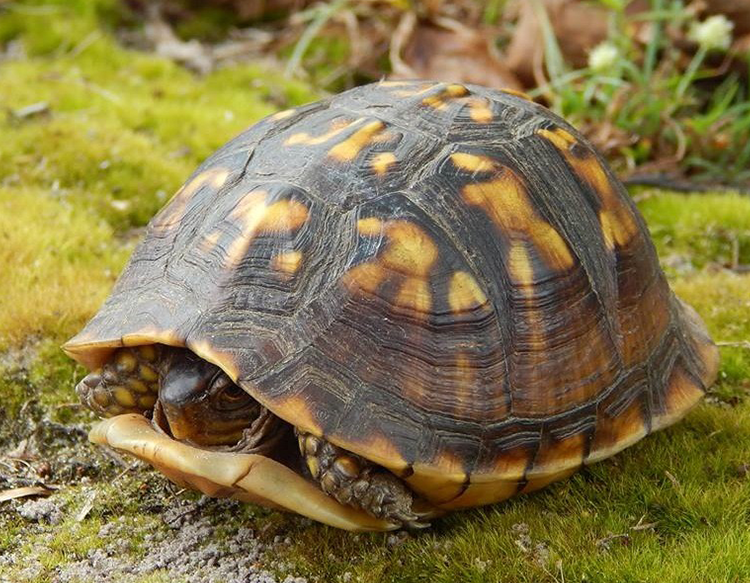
[639,191,750,273]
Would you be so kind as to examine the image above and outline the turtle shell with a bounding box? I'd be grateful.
[65,80,719,509]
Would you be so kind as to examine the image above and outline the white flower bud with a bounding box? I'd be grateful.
[689,15,734,51]
[588,43,619,74]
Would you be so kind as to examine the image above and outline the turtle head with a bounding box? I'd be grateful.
[76,345,260,447]
[155,352,259,446]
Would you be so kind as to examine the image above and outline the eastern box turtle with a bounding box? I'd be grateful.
[64,80,719,531]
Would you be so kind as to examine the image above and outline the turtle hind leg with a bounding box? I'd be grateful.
[296,430,430,529]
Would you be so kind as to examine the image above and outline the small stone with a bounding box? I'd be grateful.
[18,498,63,525]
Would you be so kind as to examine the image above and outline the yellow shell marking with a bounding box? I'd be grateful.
[450,152,496,174]
[199,230,222,253]
[225,192,309,268]
[274,394,323,437]
[355,431,409,473]
[122,328,182,350]
[285,119,354,146]
[356,217,383,237]
[467,98,493,123]
[422,84,470,110]
[500,88,533,101]
[587,398,648,464]
[345,220,438,314]
[537,127,638,250]
[461,167,574,273]
[507,243,535,288]
[371,152,397,176]
[388,82,435,97]
[328,120,386,162]
[652,364,705,431]
[224,191,268,266]
[255,200,309,233]
[448,271,488,313]
[527,432,586,479]
[188,339,240,381]
[270,108,296,121]
[409,451,467,502]
[272,250,303,277]
[155,168,230,230]
[343,263,387,295]
[395,277,432,313]
[381,221,438,278]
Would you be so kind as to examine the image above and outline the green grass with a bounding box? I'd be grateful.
[0,2,748,582]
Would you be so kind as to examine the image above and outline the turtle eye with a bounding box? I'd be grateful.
[210,373,253,410]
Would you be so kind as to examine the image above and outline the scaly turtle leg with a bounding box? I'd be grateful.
[76,345,162,417]
[297,430,429,529]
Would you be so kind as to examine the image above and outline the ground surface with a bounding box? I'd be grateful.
[1,2,749,582]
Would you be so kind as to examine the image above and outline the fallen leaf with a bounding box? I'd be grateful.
[391,20,522,91]
[0,486,53,503]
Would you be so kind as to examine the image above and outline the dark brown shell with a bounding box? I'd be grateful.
[65,80,719,507]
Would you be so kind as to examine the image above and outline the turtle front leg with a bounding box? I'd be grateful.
[76,345,163,417]
[296,430,429,529]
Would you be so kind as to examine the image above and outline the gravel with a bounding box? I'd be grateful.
[3,503,307,583]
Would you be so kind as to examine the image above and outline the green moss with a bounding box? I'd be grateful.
[0,0,124,56]
[0,45,316,230]
[639,191,750,271]
[0,187,129,350]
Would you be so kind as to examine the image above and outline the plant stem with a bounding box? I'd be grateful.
[676,45,708,103]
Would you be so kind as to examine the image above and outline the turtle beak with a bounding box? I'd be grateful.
[89,414,403,531]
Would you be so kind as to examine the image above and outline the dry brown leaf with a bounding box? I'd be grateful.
[0,486,53,503]
[391,21,522,90]
[734,32,750,52]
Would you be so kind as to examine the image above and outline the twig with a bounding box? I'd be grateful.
[67,30,101,59]
[388,10,416,78]
[112,463,137,483]
[664,470,681,490]
[717,341,750,350]
[631,514,658,531]
[164,506,199,526]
